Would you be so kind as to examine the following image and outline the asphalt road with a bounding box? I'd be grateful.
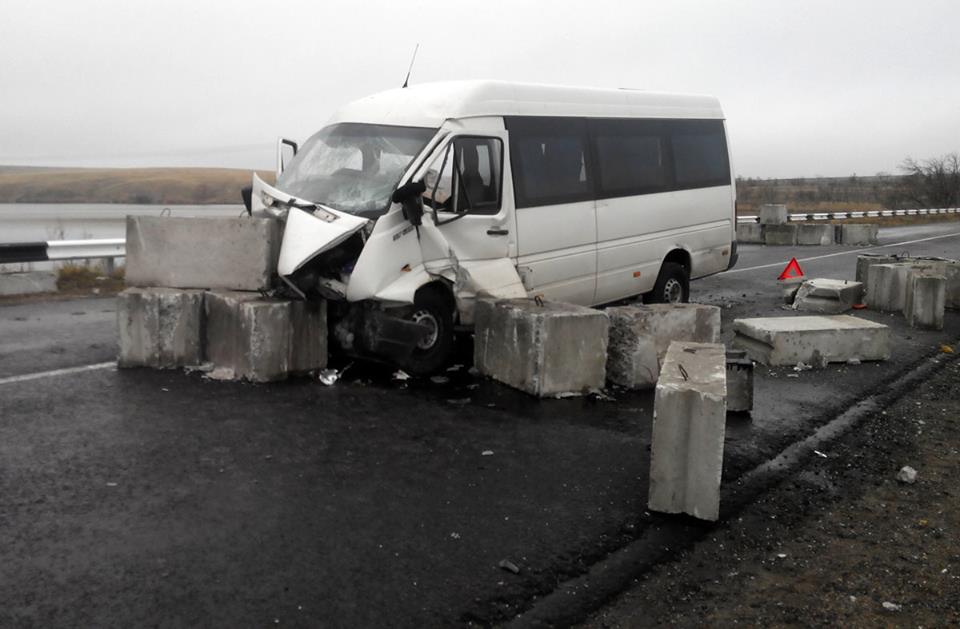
[2,222,960,627]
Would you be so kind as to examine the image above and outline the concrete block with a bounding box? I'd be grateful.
[732,315,891,366]
[205,291,327,382]
[117,287,205,368]
[905,273,946,330]
[778,277,804,304]
[606,304,721,389]
[759,204,789,225]
[902,257,960,310]
[796,224,834,246]
[855,254,899,285]
[839,223,879,245]
[473,298,609,397]
[648,342,727,521]
[764,224,798,246]
[735,223,764,244]
[125,216,282,291]
[865,264,910,313]
[725,349,753,413]
[0,271,57,296]
[792,278,864,313]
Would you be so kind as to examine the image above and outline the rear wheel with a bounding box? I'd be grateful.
[646,262,689,304]
[403,289,455,376]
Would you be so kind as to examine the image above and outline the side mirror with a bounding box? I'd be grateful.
[392,181,426,226]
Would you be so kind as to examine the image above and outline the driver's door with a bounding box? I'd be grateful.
[415,131,515,264]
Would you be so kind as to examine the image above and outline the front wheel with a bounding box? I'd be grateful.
[403,290,455,376]
[646,262,689,304]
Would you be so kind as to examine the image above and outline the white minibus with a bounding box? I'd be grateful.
[244,80,738,374]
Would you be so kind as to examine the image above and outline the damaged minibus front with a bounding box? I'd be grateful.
[246,117,526,375]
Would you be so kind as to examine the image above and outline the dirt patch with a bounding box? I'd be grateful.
[585,353,960,627]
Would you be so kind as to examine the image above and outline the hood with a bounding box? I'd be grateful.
[251,174,370,276]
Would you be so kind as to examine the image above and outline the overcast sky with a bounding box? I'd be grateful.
[1,0,957,178]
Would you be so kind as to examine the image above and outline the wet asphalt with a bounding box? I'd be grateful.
[2,222,960,628]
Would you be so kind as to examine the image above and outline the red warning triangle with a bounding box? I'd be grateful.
[778,257,805,280]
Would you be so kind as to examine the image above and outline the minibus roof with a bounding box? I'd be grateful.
[327,80,724,128]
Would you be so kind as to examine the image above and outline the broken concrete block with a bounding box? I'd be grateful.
[764,224,798,246]
[855,254,899,286]
[117,287,205,368]
[732,315,891,366]
[779,277,804,304]
[473,298,608,397]
[905,272,946,330]
[725,349,753,413]
[125,216,282,291]
[759,204,789,225]
[792,278,864,314]
[648,342,727,521]
[735,223,764,244]
[839,223,879,245]
[796,224,834,246]
[606,304,721,389]
[205,291,326,382]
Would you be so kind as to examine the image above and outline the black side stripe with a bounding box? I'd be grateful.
[0,242,49,264]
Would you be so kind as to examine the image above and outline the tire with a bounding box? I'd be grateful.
[646,262,689,304]
[403,289,455,376]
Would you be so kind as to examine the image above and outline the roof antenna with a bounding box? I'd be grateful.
[402,43,419,88]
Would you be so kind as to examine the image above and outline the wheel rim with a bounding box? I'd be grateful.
[663,278,683,303]
[411,309,439,350]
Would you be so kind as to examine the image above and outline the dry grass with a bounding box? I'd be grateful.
[0,167,275,204]
[56,262,125,294]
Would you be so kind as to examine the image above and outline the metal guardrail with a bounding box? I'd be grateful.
[0,238,125,264]
[737,208,959,224]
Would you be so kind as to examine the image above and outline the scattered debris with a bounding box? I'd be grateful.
[498,559,521,574]
[481,450,494,456]
[184,362,215,374]
[846,358,861,365]
[105,482,118,487]
[392,370,411,381]
[793,362,812,372]
[776,553,787,559]
[941,344,954,354]
[813,450,828,458]
[882,601,902,612]
[446,398,471,406]
[588,390,616,402]
[430,375,450,385]
[449,532,460,540]
[446,364,463,372]
[896,465,918,484]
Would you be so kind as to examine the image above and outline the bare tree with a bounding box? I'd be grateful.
[898,152,960,208]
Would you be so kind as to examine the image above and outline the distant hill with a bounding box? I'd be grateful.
[0,166,276,204]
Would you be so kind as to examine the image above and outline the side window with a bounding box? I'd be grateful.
[505,117,592,208]
[591,119,669,196]
[422,136,503,215]
[669,120,730,189]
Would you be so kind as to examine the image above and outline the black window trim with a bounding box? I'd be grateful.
[505,115,731,209]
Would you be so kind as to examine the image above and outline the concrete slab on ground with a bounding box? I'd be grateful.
[732,315,891,366]
[792,278,864,314]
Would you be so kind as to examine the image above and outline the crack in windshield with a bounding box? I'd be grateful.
[275,123,436,219]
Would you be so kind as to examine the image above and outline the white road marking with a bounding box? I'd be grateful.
[728,230,960,274]
[0,361,115,386]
